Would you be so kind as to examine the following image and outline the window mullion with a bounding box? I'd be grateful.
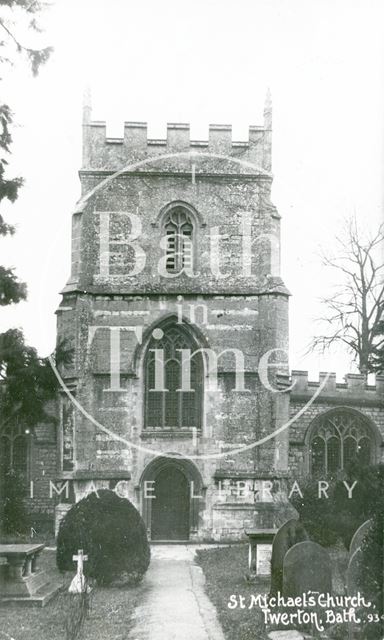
[145,325,202,432]
[176,226,182,271]
[162,389,165,429]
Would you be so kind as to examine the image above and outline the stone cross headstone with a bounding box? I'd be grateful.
[270,518,309,596]
[69,549,89,594]
[282,541,332,599]
[349,519,373,557]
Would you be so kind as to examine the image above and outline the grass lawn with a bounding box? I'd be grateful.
[0,549,145,640]
[196,544,269,640]
[196,543,350,640]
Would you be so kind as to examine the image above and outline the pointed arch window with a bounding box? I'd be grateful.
[144,324,203,430]
[164,207,194,273]
[309,410,375,475]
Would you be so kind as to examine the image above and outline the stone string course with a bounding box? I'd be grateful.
[5,97,382,541]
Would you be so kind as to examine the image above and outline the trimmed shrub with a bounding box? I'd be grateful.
[56,489,150,585]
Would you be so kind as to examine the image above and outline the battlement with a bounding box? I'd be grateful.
[81,90,273,173]
[290,370,384,403]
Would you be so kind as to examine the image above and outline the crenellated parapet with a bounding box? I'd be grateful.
[81,91,273,173]
[290,370,384,405]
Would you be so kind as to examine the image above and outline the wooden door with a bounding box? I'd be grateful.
[151,466,190,540]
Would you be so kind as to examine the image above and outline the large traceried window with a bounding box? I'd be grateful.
[164,207,194,273]
[310,409,374,475]
[144,324,203,430]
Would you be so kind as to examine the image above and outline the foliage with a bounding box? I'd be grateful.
[0,0,53,305]
[0,3,54,540]
[1,468,29,534]
[311,218,384,374]
[56,490,151,586]
[290,464,384,549]
[289,477,339,547]
[0,265,27,304]
[0,328,73,427]
[372,318,384,374]
[0,550,143,640]
[65,590,91,640]
[359,513,384,639]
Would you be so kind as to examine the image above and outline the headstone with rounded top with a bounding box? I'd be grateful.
[282,541,332,598]
[346,546,372,638]
[270,518,309,596]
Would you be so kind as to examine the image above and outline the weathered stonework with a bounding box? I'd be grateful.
[51,92,293,541]
[10,93,383,541]
[289,371,384,477]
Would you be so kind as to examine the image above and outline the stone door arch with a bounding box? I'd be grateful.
[140,456,204,541]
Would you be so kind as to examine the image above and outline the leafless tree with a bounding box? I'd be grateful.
[311,218,384,375]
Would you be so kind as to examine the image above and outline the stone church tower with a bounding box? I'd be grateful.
[55,92,292,540]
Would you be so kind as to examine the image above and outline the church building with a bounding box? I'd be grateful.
[2,94,383,541]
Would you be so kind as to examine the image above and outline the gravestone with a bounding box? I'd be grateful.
[245,528,276,581]
[0,544,62,606]
[69,549,91,594]
[349,519,373,557]
[346,547,373,639]
[270,518,309,596]
[282,541,332,598]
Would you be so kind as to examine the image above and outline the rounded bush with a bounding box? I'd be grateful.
[56,489,150,585]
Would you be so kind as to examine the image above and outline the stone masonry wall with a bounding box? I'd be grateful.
[288,371,384,476]
[53,102,291,540]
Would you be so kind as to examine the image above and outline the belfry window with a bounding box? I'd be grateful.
[310,409,374,475]
[144,324,203,430]
[164,207,194,273]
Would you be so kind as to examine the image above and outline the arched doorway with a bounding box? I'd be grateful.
[140,456,205,541]
[151,466,190,540]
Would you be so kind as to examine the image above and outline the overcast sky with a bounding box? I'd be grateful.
[1,0,383,379]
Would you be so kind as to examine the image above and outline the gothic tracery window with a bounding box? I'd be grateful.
[310,410,374,475]
[164,207,194,273]
[144,324,203,430]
